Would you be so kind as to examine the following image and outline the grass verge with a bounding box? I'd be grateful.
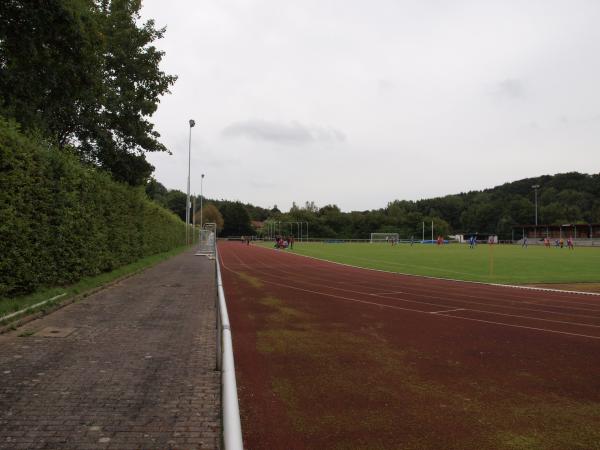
[0,245,190,325]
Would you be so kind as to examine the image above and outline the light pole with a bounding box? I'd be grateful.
[200,173,205,229]
[532,184,540,238]
[192,194,196,244]
[186,119,195,245]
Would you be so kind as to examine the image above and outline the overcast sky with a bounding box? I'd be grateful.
[140,0,600,212]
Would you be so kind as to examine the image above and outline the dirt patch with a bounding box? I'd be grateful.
[236,271,264,288]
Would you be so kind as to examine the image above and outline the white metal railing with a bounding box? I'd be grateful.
[215,245,244,450]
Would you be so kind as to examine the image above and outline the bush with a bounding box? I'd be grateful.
[0,117,187,298]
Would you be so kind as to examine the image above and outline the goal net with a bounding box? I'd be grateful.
[370,232,399,243]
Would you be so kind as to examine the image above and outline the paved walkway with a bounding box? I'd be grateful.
[0,250,220,449]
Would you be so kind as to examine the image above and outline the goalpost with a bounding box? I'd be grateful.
[370,232,399,243]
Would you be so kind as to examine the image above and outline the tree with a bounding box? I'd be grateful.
[85,0,176,184]
[0,0,177,185]
[194,204,224,232]
[0,0,103,144]
[145,177,168,206]
[164,190,186,221]
[219,202,253,236]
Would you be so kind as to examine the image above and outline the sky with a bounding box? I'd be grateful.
[140,0,600,212]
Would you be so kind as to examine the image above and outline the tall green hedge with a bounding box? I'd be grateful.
[0,117,188,298]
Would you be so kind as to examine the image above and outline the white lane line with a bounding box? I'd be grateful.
[271,247,600,297]
[219,256,600,341]
[437,313,600,341]
[252,248,600,316]
[253,245,600,313]
[431,308,465,314]
[224,248,600,328]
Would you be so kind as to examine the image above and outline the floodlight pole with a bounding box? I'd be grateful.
[532,184,540,238]
[200,174,205,229]
[186,119,195,245]
[192,194,196,244]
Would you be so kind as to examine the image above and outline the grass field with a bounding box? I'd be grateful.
[268,242,600,285]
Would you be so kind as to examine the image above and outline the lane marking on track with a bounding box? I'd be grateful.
[262,246,600,297]
[228,249,600,327]
[250,245,600,313]
[218,247,600,341]
[430,308,466,314]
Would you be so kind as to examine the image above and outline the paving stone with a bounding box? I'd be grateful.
[0,250,221,449]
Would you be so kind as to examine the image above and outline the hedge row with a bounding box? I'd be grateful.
[0,117,188,298]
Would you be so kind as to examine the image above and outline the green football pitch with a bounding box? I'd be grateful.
[268,242,600,285]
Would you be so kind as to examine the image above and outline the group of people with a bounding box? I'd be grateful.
[542,236,574,249]
[468,236,477,248]
[386,236,400,245]
[274,235,294,249]
[523,236,575,249]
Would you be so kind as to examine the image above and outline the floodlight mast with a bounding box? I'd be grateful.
[200,174,205,230]
[186,119,195,245]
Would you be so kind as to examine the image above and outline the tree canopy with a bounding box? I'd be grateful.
[146,171,600,239]
[0,0,176,185]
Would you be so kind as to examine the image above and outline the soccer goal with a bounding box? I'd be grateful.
[370,232,399,243]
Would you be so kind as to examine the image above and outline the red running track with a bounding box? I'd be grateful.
[219,241,600,449]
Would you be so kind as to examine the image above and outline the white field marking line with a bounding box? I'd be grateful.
[252,266,600,328]
[436,312,600,341]
[262,245,600,297]
[0,293,67,321]
[373,289,600,315]
[254,245,600,310]
[243,249,600,324]
[219,252,600,339]
[431,308,466,314]
[369,279,600,310]
[253,254,600,316]
[219,257,600,341]
[237,250,600,326]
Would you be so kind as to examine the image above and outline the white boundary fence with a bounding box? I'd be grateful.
[215,244,244,450]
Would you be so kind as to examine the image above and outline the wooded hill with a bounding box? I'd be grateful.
[149,172,600,239]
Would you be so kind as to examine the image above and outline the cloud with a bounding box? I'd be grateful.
[221,119,346,144]
[377,79,395,94]
[249,180,279,189]
[495,78,525,99]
